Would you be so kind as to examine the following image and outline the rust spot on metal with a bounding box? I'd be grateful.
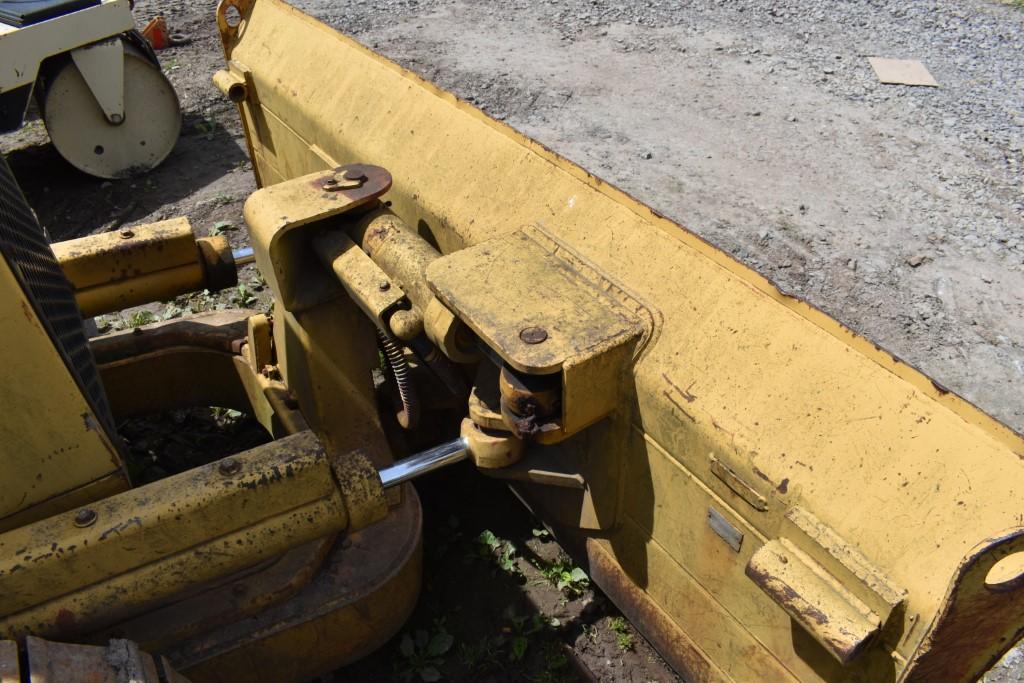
[586,539,715,681]
[748,562,832,627]
[19,300,42,331]
[905,530,1024,681]
[777,478,790,494]
[55,608,76,632]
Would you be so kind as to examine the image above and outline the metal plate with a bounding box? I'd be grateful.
[426,229,641,374]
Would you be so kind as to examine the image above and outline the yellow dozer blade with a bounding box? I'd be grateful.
[213,0,1024,680]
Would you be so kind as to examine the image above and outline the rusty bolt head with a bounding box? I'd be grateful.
[378,281,391,292]
[343,167,367,182]
[324,173,363,191]
[74,508,97,528]
[119,229,134,239]
[519,326,548,344]
[219,458,241,476]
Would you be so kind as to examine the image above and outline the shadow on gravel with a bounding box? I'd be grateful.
[6,114,246,241]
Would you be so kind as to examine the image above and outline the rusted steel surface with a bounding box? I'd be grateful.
[745,541,879,665]
[89,309,250,363]
[352,210,441,315]
[0,432,350,640]
[97,538,334,651]
[585,538,723,682]
[23,636,185,683]
[166,486,423,682]
[905,529,1024,682]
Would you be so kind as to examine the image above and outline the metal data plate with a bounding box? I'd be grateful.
[425,228,642,374]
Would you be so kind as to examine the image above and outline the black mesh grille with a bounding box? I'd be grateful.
[0,155,115,434]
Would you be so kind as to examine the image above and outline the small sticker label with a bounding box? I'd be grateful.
[708,507,743,552]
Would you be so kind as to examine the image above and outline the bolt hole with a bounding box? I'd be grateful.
[985,551,1024,592]
[140,140,146,146]
[224,4,242,28]
[94,145,104,155]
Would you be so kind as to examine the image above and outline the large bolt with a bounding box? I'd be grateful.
[219,458,241,476]
[323,169,365,191]
[74,508,98,528]
[519,326,548,344]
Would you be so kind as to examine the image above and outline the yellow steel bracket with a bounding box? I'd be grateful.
[428,225,646,442]
[242,164,391,313]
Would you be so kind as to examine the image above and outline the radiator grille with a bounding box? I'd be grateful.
[0,155,115,434]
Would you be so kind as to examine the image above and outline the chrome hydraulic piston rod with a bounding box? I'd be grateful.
[378,437,469,489]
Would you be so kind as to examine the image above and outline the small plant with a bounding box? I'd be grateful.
[210,406,244,424]
[248,273,267,291]
[209,220,235,236]
[160,303,186,321]
[609,616,634,651]
[457,634,504,673]
[230,283,258,307]
[523,641,573,683]
[501,607,549,662]
[538,557,589,598]
[397,624,454,682]
[473,529,521,576]
[128,310,157,328]
[193,117,218,140]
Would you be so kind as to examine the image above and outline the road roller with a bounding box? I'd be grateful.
[0,0,1021,680]
[0,0,180,178]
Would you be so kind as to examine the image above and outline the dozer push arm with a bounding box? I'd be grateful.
[0,428,468,643]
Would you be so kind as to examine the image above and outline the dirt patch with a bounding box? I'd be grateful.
[337,463,678,683]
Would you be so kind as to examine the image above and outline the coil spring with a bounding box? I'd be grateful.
[377,328,419,429]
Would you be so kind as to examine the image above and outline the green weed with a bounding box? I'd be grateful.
[537,556,589,598]
[397,624,454,682]
[473,529,521,577]
[609,616,634,651]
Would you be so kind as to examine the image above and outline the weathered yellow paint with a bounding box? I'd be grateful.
[0,430,391,641]
[51,218,235,317]
[219,1,1024,679]
[0,254,127,530]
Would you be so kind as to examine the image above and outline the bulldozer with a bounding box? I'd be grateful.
[0,0,1022,680]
